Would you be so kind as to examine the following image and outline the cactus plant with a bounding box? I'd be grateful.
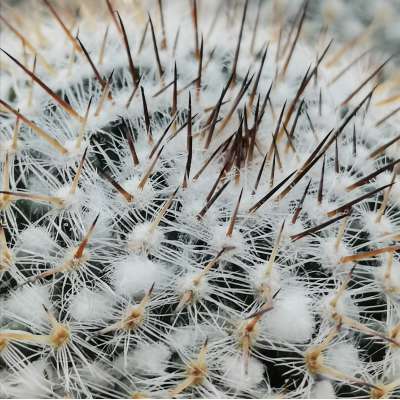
[0,0,399,398]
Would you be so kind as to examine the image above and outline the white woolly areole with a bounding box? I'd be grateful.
[385,348,400,381]
[129,342,171,375]
[127,222,164,253]
[327,172,355,198]
[180,189,219,223]
[262,287,314,343]
[280,220,307,251]
[0,139,20,158]
[363,211,394,240]
[211,225,245,255]
[120,177,155,208]
[53,185,83,209]
[310,380,336,399]
[326,343,362,377]
[176,271,210,299]
[69,288,113,321]
[63,139,88,159]
[1,360,53,399]
[374,259,400,295]
[113,254,167,296]
[17,227,55,256]
[249,263,281,295]
[221,355,264,392]
[5,285,50,326]
[168,324,225,351]
[321,291,360,322]
[168,325,200,350]
[320,237,352,271]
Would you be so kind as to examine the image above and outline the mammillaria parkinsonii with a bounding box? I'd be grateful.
[0,0,399,398]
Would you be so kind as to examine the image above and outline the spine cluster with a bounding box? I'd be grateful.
[0,0,399,398]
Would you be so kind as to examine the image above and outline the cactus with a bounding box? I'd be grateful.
[0,0,399,398]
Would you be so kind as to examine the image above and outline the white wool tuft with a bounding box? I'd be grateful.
[321,291,359,321]
[249,263,281,294]
[211,225,246,255]
[326,343,362,376]
[363,212,394,240]
[374,258,400,295]
[262,287,314,343]
[5,285,50,326]
[127,222,164,253]
[168,324,225,351]
[53,185,83,209]
[310,380,336,399]
[1,360,53,399]
[320,237,352,271]
[222,355,264,392]
[176,272,210,299]
[121,177,155,207]
[69,287,113,321]
[130,342,171,375]
[17,227,55,256]
[113,254,168,296]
